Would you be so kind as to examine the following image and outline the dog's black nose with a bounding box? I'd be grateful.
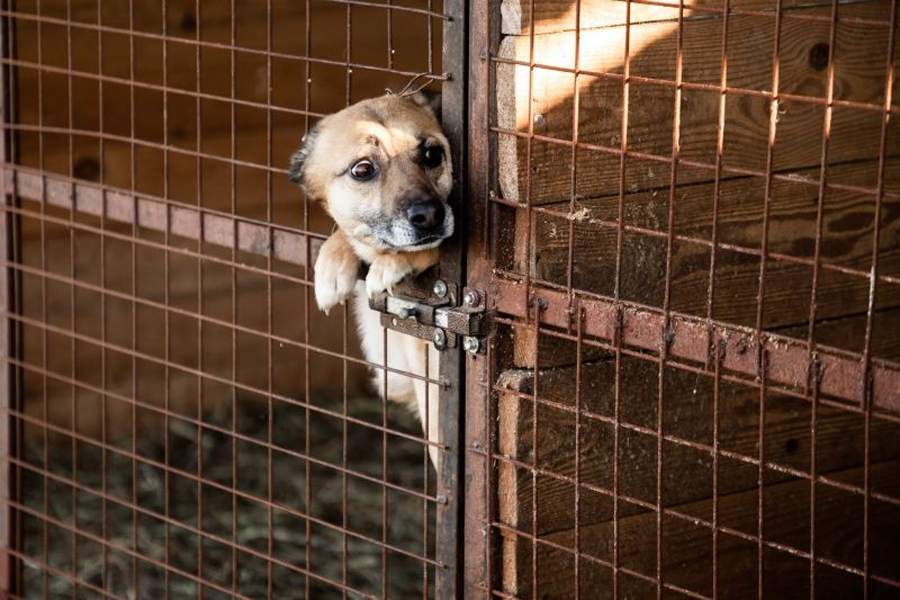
[407,199,445,231]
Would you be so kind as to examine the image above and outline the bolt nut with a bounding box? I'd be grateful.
[433,328,447,350]
[463,289,480,307]
[463,336,481,354]
[433,280,448,298]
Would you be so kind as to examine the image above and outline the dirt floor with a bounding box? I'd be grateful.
[18,389,435,599]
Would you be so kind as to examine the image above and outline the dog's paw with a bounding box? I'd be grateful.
[366,254,416,299]
[314,237,360,315]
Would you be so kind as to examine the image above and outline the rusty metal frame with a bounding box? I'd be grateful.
[0,0,17,593]
[466,0,900,598]
[437,2,467,597]
[0,1,466,598]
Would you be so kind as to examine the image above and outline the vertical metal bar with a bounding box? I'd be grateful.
[565,0,583,306]
[613,3,634,597]
[265,5,276,597]
[807,3,840,596]
[463,0,492,597]
[0,0,17,593]
[755,6,784,597]
[573,304,584,599]
[758,351,768,600]
[303,1,313,597]
[436,2,467,598]
[160,3,172,597]
[861,3,898,596]
[35,2,48,596]
[656,2,687,595]
[127,0,139,594]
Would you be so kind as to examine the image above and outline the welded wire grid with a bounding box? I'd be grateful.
[472,0,900,598]
[0,1,453,598]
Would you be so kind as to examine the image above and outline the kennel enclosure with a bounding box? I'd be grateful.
[0,0,898,599]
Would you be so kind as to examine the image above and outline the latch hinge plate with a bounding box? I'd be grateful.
[367,272,486,353]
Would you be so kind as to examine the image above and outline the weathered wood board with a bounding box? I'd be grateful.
[15,0,442,237]
[18,231,370,442]
[496,3,898,205]
[501,0,694,35]
[515,157,900,336]
[502,459,900,598]
[498,0,886,35]
[497,350,900,539]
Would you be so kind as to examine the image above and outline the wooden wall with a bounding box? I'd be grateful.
[13,0,444,440]
[494,0,900,597]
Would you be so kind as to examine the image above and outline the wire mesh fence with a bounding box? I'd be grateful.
[466,0,900,598]
[0,1,459,598]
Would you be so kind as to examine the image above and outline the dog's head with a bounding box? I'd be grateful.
[289,91,453,254]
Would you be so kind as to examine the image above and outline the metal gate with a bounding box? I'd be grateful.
[2,1,900,599]
[0,1,464,598]
[465,1,900,598]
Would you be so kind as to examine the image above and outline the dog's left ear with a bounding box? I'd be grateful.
[289,122,322,187]
[410,89,442,121]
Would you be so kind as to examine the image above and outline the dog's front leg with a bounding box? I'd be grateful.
[314,229,361,315]
[365,248,439,299]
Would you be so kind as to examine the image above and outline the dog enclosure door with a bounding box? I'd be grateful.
[0,1,465,598]
[464,1,900,598]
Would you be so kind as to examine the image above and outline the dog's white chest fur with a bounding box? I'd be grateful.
[353,281,442,466]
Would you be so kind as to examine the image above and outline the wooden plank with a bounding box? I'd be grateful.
[14,0,436,239]
[498,0,857,35]
[496,345,900,537]
[496,3,898,205]
[502,459,900,598]
[500,0,695,36]
[523,158,900,332]
[17,232,363,442]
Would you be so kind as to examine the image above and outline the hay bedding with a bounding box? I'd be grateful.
[19,392,435,599]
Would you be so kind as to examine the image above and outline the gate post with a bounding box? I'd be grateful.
[463,1,494,598]
[437,1,468,598]
[0,0,18,593]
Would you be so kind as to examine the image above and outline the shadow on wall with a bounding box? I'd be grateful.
[496,0,899,338]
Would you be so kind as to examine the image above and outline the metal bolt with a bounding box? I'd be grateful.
[463,336,481,354]
[433,279,448,298]
[397,307,417,319]
[433,328,447,350]
[463,289,480,307]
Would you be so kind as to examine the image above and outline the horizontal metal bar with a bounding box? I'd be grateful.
[3,165,323,267]
[490,275,900,413]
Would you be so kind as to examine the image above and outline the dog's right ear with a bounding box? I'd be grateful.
[409,89,442,121]
[288,122,321,188]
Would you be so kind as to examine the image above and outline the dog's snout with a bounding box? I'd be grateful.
[406,199,445,231]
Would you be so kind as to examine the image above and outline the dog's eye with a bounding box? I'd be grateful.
[423,146,443,169]
[349,160,377,181]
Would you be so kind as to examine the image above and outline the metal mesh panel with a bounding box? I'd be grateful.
[0,1,459,598]
[466,0,900,598]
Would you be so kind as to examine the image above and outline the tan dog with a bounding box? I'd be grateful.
[289,91,453,468]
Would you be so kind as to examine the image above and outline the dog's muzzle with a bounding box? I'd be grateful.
[374,202,454,251]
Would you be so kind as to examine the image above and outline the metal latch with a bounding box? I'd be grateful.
[368,271,486,353]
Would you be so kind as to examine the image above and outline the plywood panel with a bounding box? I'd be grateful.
[496,4,897,205]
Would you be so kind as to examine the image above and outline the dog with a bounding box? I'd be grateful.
[289,90,453,468]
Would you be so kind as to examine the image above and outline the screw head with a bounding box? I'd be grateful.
[463,289,480,306]
[433,328,447,350]
[433,280,448,298]
[463,336,481,354]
